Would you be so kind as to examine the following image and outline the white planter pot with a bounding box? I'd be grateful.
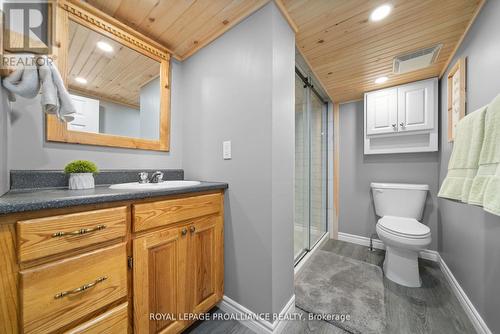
[68,173,95,190]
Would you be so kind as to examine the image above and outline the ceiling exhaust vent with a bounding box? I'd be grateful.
[393,44,442,74]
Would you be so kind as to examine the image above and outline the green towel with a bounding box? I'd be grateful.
[469,94,500,216]
[438,105,487,202]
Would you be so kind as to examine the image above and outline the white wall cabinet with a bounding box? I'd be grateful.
[67,94,100,133]
[397,80,434,132]
[366,88,398,135]
[364,78,438,154]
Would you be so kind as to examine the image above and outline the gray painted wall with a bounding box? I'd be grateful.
[339,101,440,250]
[139,77,161,140]
[99,100,140,138]
[181,2,294,316]
[438,0,500,332]
[270,2,295,314]
[7,61,183,170]
[0,88,8,195]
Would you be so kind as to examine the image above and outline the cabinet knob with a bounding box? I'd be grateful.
[190,226,196,233]
[181,228,188,236]
[400,122,405,128]
[392,124,397,129]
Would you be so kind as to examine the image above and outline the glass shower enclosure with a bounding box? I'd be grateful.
[294,67,328,264]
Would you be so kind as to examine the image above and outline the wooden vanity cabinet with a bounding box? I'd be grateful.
[132,193,224,334]
[133,225,190,334]
[0,190,224,334]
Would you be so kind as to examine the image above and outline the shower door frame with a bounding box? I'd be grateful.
[294,66,329,265]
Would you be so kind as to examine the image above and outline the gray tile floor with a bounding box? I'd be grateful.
[186,239,477,334]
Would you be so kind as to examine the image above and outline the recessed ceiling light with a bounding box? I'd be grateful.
[75,77,88,84]
[370,4,392,22]
[97,41,113,53]
[375,76,388,84]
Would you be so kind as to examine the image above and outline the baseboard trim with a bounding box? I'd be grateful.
[337,232,439,262]
[218,294,295,334]
[439,256,492,334]
[337,232,491,333]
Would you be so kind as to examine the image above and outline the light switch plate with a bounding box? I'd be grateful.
[223,141,231,160]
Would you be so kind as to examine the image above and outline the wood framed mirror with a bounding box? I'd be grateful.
[47,0,171,151]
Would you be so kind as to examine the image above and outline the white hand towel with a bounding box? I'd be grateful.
[438,106,487,202]
[469,93,500,216]
[48,61,75,122]
[38,60,58,115]
[1,67,40,101]
[1,55,76,123]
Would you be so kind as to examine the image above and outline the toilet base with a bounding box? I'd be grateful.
[383,246,421,288]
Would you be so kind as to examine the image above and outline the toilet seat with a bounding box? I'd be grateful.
[377,216,430,239]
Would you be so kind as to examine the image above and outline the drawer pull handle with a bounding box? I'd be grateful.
[52,225,107,238]
[54,276,107,299]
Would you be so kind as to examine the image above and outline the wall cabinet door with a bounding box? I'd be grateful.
[133,227,190,334]
[189,215,223,314]
[397,80,435,132]
[365,88,398,135]
[68,94,100,133]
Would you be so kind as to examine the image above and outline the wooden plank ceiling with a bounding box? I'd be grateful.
[81,0,483,103]
[83,0,269,60]
[67,20,159,108]
[283,0,483,102]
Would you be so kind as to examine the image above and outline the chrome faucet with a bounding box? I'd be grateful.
[149,171,164,183]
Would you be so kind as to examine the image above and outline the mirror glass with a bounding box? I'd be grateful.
[66,20,161,140]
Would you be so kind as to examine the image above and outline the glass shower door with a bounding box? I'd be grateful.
[294,73,309,260]
[309,91,328,247]
[294,68,328,264]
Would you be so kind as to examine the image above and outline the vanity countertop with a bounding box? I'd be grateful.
[0,181,228,215]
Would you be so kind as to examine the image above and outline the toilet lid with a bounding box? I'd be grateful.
[378,216,431,238]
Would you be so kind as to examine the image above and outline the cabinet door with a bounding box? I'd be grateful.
[68,94,100,133]
[397,80,435,132]
[133,227,189,334]
[365,88,398,135]
[188,215,223,314]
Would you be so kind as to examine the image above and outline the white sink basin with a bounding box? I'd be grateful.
[109,180,201,190]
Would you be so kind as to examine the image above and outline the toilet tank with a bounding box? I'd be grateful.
[371,183,429,220]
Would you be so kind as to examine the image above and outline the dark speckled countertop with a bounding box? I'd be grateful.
[0,181,228,215]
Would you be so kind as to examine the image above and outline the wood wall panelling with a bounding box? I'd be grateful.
[447,57,467,142]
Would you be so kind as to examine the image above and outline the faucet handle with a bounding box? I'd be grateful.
[138,172,149,183]
[155,171,164,183]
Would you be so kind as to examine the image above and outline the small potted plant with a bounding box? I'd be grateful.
[64,160,99,190]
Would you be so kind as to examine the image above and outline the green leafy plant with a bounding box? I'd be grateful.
[64,160,99,175]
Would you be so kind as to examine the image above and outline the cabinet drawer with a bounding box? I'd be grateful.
[20,243,127,334]
[17,207,127,262]
[133,193,222,232]
[64,303,128,334]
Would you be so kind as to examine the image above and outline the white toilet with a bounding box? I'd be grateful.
[371,182,431,288]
